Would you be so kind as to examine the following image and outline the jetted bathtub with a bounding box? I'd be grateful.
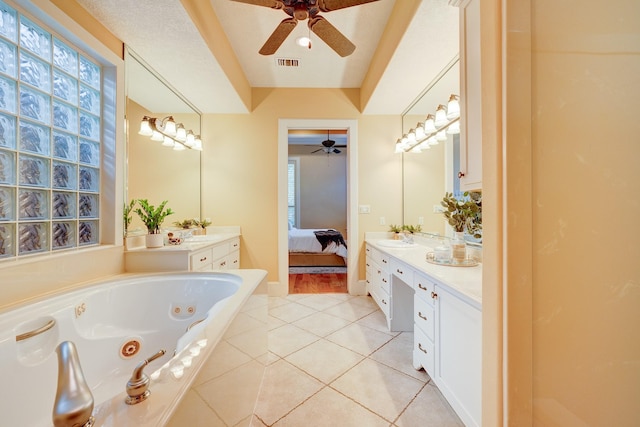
[0,269,267,426]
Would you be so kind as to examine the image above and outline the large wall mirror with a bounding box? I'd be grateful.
[402,56,460,235]
[124,48,202,233]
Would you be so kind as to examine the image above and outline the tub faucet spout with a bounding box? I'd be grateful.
[52,341,95,427]
[125,349,166,405]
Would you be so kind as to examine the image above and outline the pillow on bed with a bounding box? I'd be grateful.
[288,220,293,230]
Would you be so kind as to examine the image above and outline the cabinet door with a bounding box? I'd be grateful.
[435,286,482,427]
[459,0,482,191]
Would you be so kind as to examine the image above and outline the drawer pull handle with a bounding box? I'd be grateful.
[418,343,428,354]
[396,268,403,274]
[382,299,387,305]
[418,312,427,321]
[418,283,427,291]
[200,256,207,262]
[382,259,387,264]
[431,291,438,300]
[366,263,370,267]
[233,243,238,248]
[382,278,387,283]
[377,270,381,274]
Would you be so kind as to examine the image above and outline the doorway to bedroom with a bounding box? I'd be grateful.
[272,119,361,294]
[287,129,348,293]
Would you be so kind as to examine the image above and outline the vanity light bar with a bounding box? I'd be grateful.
[396,94,460,153]
[139,116,202,151]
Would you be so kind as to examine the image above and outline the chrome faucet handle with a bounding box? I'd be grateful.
[125,349,166,405]
[53,341,95,427]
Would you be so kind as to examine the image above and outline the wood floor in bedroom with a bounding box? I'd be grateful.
[289,273,348,293]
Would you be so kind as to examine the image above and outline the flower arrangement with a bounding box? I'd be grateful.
[134,199,174,234]
[440,191,482,238]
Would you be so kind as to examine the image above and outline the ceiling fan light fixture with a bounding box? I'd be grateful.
[296,36,312,49]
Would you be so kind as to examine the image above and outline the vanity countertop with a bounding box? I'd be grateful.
[126,232,240,253]
[366,238,482,307]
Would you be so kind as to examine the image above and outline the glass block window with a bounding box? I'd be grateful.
[0,1,101,259]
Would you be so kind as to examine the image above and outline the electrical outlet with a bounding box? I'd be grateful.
[359,205,371,214]
[379,216,386,225]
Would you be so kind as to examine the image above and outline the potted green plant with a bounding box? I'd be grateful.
[134,199,174,248]
[402,224,422,234]
[440,191,482,262]
[193,218,212,235]
[173,219,196,229]
[123,199,136,238]
[389,224,403,240]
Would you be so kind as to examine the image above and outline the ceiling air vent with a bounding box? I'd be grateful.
[276,58,300,67]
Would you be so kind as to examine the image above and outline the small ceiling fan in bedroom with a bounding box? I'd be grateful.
[230,0,380,57]
[310,130,346,154]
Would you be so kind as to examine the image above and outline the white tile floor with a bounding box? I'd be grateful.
[252,293,463,426]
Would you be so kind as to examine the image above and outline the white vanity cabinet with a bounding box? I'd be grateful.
[365,245,391,323]
[434,284,482,427]
[366,237,482,427]
[189,237,240,271]
[125,234,240,273]
[457,0,482,191]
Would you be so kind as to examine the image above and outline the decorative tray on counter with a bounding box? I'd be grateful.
[426,252,479,267]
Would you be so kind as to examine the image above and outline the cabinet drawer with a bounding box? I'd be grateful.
[414,272,436,305]
[229,237,240,252]
[379,272,390,294]
[190,248,213,270]
[414,294,435,340]
[369,246,390,272]
[228,251,240,269]
[414,326,435,376]
[390,258,413,283]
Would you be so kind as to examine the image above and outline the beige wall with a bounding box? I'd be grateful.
[288,146,347,235]
[200,88,402,283]
[483,0,640,424]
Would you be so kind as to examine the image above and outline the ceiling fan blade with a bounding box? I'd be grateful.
[259,18,298,55]
[230,0,283,9]
[333,148,341,154]
[317,0,380,12]
[308,16,355,57]
[311,148,323,153]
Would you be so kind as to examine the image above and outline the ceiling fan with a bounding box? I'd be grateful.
[310,130,346,154]
[231,0,380,57]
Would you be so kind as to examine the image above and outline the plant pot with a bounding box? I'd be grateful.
[392,232,402,240]
[451,231,466,264]
[145,233,164,248]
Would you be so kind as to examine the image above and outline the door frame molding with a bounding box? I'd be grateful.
[277,118,359,295]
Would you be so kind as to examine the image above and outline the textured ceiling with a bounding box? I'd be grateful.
[75,0,459,115]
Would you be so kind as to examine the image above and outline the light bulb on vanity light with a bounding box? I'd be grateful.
[138,116,153,136]
[436,130,448,142]
[434,105,448,128]
[175,124,187,141]
[162,136,174,147]
[446,94,460,119]
[151,130,164,142]
[163,116,177,136]
[193,136,203,151]
[447,121,460,134]
[424,114,436,134]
